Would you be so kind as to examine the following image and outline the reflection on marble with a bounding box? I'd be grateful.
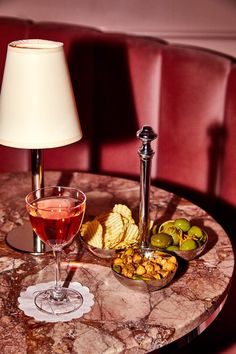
[0,172,234,354]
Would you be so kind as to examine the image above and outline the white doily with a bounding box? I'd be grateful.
[18,281,94,322]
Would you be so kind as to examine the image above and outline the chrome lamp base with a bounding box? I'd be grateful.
[6,222,50,255]
[6,149,48,255]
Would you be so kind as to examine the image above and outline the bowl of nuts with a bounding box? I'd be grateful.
[150,218,208,261]
[111,247,178,292]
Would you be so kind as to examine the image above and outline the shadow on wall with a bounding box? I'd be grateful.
[207,122,227,197]
[44,38,139,173]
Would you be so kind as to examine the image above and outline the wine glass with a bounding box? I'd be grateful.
[25,186,86,315]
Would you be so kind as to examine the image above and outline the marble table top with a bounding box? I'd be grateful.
[0,171,234,354]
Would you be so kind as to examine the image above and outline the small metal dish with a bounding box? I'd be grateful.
[80,236,115,259]
[111,247,178,292]
[151,220,208,261]
[169,232,208,261]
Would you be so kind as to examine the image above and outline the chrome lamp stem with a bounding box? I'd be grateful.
[31,149,45,253]
[137,126,157,249]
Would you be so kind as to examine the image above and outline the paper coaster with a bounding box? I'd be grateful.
[18,281,94,322]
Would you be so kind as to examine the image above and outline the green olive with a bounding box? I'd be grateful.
[159,220,175,233]
[200,232,207,244]
[113,265,122,274]
[188,226,203,239]
[151,233,173,249]
[170,230,181,246]
[158,220,182,246]
[166,245,179,251]
[180,239,198,251]
[174,218,191,232]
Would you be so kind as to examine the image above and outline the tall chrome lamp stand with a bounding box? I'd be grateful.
[137,126,157,249]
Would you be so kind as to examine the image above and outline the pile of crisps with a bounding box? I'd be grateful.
[80,204,140,249]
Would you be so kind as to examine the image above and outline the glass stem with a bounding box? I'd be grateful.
[53,250,64,300]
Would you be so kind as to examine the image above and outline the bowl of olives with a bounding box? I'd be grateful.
[150,218,208,261]
[112,247,178,292]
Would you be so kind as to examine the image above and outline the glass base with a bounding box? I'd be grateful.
[34,287,83,315]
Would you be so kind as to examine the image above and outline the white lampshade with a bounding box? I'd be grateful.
[0,39,82,149]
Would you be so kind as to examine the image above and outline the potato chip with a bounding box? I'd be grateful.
[124,223,139,243]
[80,219,103,248]
[123,214,135,225]
[80,221,90,235]
[97,211,121,226]
[98,212,124,248]
[113,204,132,220]
[121,216,129,228]
[116,223,140,249]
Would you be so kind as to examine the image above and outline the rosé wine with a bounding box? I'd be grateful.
[28,196,85,247]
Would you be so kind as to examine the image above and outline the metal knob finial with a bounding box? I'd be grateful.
[137,126,157,249]
[137,125,157,143]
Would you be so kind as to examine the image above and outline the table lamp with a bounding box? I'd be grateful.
[0,39,82,254]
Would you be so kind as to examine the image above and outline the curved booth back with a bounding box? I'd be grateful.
[0,16,236,221]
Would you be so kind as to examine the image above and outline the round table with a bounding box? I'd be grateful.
[0,171,234,354]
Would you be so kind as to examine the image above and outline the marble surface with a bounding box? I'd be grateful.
[0,172,234,354]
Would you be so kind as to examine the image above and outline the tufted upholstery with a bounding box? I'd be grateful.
[0,18,235,199]
[0,17,235,353]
